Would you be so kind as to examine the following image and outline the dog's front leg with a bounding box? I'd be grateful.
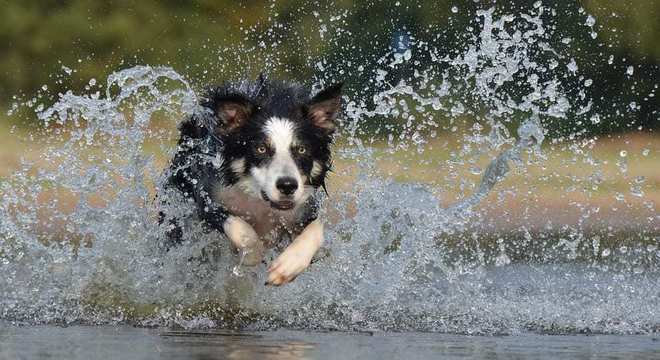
[223,216,263,266]
[266,219,323,286]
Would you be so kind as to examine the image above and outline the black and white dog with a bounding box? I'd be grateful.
[159,75,342,286]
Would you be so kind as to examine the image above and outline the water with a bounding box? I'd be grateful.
[1,325,659,359]
[0,1,658,344]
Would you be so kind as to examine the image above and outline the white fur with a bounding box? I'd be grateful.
[230,157,245,174]
[311,161,323,178]
[223,215,259,249]
[266,117,296,154]
[222,215,263,266]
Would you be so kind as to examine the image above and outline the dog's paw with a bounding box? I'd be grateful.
[266,247,313,286]
[223,216,263,266]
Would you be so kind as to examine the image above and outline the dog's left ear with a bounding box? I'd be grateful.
[308,83,343,133]
[213,94,254,136]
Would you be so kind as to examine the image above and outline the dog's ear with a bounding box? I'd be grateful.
[308,83,343,133]
[213,94,254,135]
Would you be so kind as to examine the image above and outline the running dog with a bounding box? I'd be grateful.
[159,75,342,286]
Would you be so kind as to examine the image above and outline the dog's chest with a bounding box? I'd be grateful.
[214,187,298,242]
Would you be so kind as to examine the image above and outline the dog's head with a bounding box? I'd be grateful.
[202,79,342,210]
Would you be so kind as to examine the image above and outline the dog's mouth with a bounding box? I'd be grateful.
[261,191,295,211]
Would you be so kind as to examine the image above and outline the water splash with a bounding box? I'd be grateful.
[1,5,658,334]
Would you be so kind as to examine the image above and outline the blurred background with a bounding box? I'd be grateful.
[0,0,658,236]
[1,1,657,131]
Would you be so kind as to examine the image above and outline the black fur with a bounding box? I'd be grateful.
[158,77,341,249]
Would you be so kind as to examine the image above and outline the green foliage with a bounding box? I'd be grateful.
[0,0,657,137]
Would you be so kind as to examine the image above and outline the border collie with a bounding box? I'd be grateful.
[158,75,342,286]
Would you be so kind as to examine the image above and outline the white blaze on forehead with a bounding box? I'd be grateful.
[251,116,306,203]
[265,117,296,152]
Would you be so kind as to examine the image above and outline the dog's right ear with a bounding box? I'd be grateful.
[211,94,254,136]
[308,83,343,134]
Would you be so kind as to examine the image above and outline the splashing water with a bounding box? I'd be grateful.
[1,5,658,335]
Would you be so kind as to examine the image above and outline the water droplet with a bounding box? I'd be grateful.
[403,49,412,61]
[626,66,634,76]
[619,150,627,157]
[585,15,596,27]
[495,253,510,267]
[451,6,458,13]
[630,186,644,197]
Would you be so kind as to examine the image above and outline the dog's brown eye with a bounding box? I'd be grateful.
[297,146,306,154]
[256,145,267,154]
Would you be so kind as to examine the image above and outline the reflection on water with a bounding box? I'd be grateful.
[160,331,314,360]
[1,325,659,360]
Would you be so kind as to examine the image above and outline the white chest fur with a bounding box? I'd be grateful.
[213,186,299,245]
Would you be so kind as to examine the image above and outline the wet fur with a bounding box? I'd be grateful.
[158,77,341,285]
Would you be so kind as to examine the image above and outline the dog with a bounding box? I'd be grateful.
[158,75,342,286]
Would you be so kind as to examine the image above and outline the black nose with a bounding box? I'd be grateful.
[276,177,298,196]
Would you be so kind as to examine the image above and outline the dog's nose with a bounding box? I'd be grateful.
[276,177,298,196]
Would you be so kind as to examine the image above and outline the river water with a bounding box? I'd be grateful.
[1,325,658,359]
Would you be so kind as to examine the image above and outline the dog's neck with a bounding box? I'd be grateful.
[213,185,300,245]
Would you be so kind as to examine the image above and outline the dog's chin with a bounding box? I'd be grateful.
[270,201,295,211]
[261,191,296,211]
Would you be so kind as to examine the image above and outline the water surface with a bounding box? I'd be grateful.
[1,325,658,360]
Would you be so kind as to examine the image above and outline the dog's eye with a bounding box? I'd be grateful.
[256,145,267,154]
[297,146,306,155]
